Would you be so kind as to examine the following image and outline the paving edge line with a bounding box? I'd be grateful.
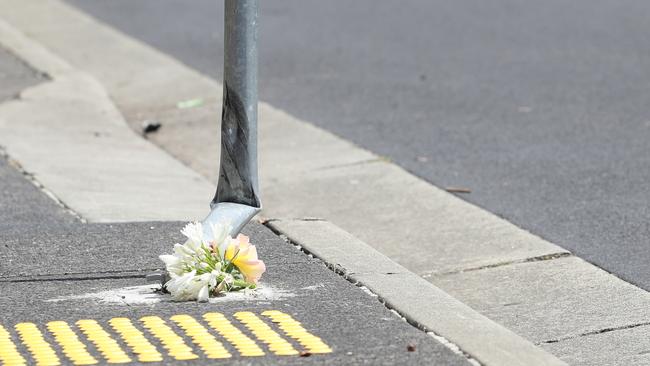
[267,219,568,366]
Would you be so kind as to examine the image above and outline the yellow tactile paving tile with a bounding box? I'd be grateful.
[0,324,27,366]
[1,311,331,365]
[170,314,231,359]
[46,321,97,365]
[108,318,163,363]
[202,312,265,357]
[76,320,131,364]
[14,322,60,366]
[234,311,299,356]
[139,316,198,361]
[262,310,333,354]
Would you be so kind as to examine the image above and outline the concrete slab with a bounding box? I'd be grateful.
[270,218,568,366]
[268,219,407,276]
[0,72,213,223]
[542,325,650,366]
[264,161,567,275]
[430,256,650,343]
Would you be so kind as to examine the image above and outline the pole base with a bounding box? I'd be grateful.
[202,201,261,239]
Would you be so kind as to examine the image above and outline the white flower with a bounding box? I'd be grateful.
[159,254,183,276]
[197,285,209,302]
[173,243,192,258]
[207,269,221,288]
[165,270,211,301]
[223,273,234,286]
[159,221,264,302]
[181,222,204,244]
[210,222,232,258]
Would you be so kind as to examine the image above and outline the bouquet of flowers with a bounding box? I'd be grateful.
[159,222,266,302]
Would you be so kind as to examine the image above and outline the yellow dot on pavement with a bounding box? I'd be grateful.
[202,312,265,357]
[262,310,333,354]
[14,322,60,366]
[139,316,198,361]
[234,311,299,356]
[0,324,27,366]
[109,318,163,363]
[46,321,97,365]
[170,314,231,359]
[76,319,131,364]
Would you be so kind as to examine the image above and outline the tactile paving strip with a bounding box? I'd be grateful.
[0,311,331,365]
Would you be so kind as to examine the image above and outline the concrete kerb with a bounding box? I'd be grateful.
[267,219,568,366]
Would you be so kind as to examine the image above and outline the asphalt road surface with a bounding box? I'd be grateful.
[68,0,650,290]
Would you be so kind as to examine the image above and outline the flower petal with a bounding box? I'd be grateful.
[181,222,204,243]
[197,285,209,302]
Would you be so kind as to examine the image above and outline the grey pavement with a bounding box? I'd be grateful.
[0,49,470,366]
[67,0,650,290]
[0,46,43,102]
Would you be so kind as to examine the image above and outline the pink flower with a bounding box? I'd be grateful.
[223,234,266,284]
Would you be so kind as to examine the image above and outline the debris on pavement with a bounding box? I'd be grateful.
[445,187,471,194]
[141,120,162,135]
[176,98,204,109]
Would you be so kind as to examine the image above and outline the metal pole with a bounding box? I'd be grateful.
[202,0,260,238]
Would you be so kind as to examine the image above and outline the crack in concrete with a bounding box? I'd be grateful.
[315,157,386,171]
[539,321,650,344]
[262,217,327,224]
[422,252,573,278]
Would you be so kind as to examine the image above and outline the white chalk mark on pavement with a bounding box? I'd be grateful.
[46,284,296,305]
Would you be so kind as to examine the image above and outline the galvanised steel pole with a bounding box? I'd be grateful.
[202,0,260,238]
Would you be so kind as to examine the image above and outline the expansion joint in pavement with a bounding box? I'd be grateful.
[314,157,387,172]
[422,252,574,278]
[0,270,160,284]
[539,321,650,345]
